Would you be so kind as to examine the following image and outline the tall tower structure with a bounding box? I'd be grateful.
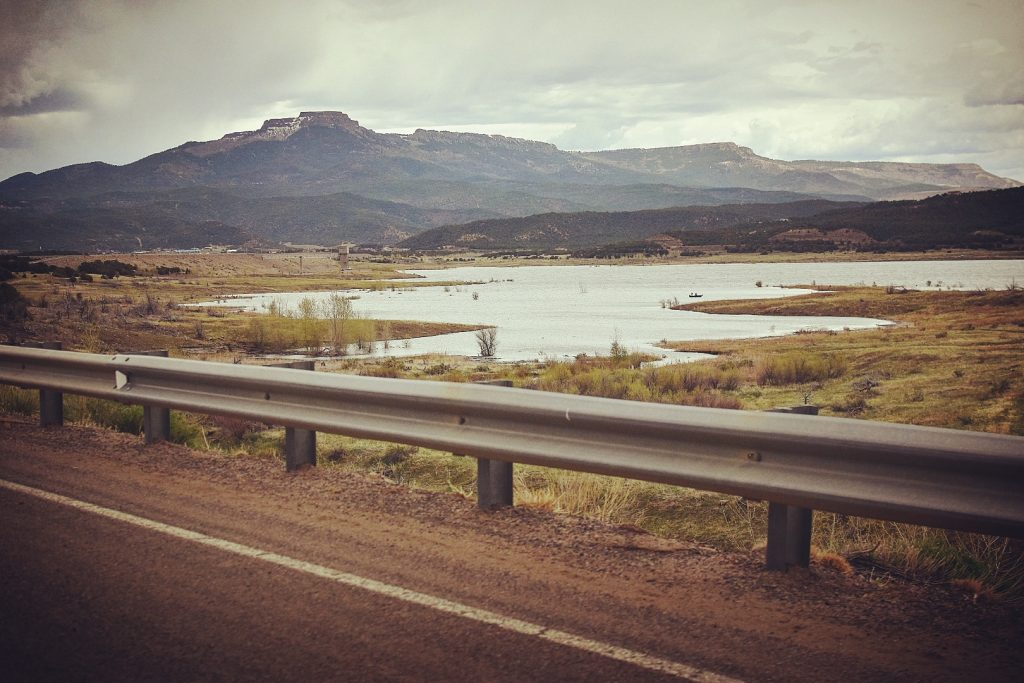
[336,243,352,271]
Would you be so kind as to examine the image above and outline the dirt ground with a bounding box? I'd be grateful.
[2,417,1021,682]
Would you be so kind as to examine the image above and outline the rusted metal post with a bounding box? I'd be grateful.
[764,405,819,570]
[132,350,171,443]
[268,360,317,471]
[474,380,514,510]
[36,341,63,426]
[285,426,317,471]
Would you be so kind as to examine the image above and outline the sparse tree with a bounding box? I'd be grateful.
[323,293,353,355]
[475,327,498,357]
[298,297,322,354]
[352,317,377,353]
[610,329,627,359]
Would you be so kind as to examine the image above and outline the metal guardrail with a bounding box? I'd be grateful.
[2,345,1023,569]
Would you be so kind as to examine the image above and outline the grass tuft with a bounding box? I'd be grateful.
[66,397,143,434]
[812,549,855,575]
[0,386,38,416]
[532,355,744,409]
[949,578,998,603]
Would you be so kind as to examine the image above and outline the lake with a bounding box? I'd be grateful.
[195,259,1024,362]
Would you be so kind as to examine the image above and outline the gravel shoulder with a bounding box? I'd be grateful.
[1,418,1020,682]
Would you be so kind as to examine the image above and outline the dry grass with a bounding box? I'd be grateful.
[672,287,1024,433]
[531,355,744,409]
[812,549,855,575]
[754,351,846,386]
[512,471,648,525]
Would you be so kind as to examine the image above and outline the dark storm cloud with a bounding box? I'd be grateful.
[0,1,82,110]
[0,88,84,117]
[0,0,1022,181]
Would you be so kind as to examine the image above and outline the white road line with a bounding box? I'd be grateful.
[1,477,743,683]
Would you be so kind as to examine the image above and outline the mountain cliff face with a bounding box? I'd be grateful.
[0,111,1019,250]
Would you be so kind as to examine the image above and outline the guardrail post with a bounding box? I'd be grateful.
[764,405,819,570]
[268,360,317,471]
[32,341,64,426]
[132,350,171,443]
[766,503,813,570]
[478,458,514,510]
[475,380,514,510]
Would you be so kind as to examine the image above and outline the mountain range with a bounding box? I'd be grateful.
[0,111,1019,251]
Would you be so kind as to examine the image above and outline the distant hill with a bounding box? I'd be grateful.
[0,204,248,252]
[0,188,494,251]
[401,188,1024,254]
[671,186,1024,253]
[398,200,861,251]
[0,111,1018,250]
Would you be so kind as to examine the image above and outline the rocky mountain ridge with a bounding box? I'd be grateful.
[0,111,1019,250]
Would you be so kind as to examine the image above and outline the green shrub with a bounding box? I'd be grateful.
[170,412,208,449]
[77,260,137,277]
[424,362,454,376]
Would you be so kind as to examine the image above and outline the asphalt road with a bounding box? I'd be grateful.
[1,420,1021,682]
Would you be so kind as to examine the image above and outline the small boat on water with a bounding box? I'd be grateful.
[688,293,703,298]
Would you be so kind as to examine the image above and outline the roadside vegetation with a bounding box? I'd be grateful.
[673,285,1024,432]
[1,253,1022,603]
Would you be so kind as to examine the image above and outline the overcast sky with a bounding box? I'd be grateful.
[2,0,1022,182]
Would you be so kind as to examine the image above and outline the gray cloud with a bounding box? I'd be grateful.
[0,88,84,117]
[1,0,1022,181]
